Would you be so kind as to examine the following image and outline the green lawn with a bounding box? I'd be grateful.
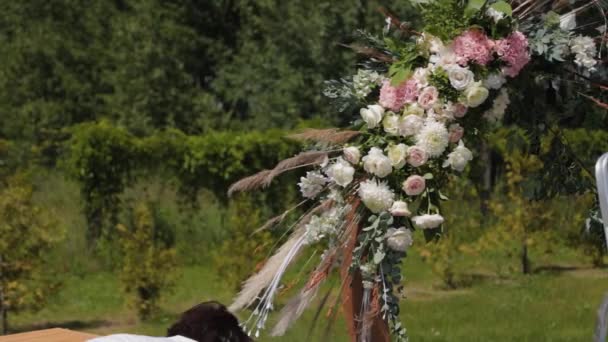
[10,255,608,341]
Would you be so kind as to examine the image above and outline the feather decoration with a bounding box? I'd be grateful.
[246,233,309,338]
[270,246,338,336]
[229,227,307,312]
[288,128,361,145]
[270,281,321,336]
[229,199,334,313]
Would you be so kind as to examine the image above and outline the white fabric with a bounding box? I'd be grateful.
[88,334,196,342]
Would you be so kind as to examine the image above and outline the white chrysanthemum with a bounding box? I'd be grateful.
[443,141,473,172]
[385,227,413,252]
[362,147,393,178]
[483,88,510,123]
[358,179,395,213]
[326,157,355,187]
[412,214,444,229]
[298,171,328,198]
[415,119,450,158]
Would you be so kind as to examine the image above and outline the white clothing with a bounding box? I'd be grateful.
[88,334,195,342]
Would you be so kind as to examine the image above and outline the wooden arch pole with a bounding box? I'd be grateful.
[340,200,390,342]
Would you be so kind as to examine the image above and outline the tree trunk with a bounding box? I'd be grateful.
[0,254,6,335]
[340,202,390,342]
[479,141,493,219]
[521,240,530,275]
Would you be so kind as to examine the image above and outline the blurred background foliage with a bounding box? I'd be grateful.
[0,0,606,339]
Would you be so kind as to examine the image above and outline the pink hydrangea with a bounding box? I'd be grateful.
[495,31,531,77]
[379,79,419,112]
[453,29,495,66]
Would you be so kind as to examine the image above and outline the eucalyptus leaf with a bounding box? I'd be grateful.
[374,250,386,264]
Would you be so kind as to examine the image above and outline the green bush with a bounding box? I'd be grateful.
[117,201,177,320]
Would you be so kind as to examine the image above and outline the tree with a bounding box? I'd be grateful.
[117,201,177,320]
[0,175,63,334]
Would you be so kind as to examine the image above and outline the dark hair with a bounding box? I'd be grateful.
[167,301,252,342]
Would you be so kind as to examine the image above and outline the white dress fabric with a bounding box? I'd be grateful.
[88,334,196,342]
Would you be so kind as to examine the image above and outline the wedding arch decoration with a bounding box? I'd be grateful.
[227,0,606,340]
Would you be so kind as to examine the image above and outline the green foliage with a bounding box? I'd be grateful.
[428,67,461,103]
[0,174,64,332]
[212,194,275,290]
[66,121,138,243]
[66,121,300,244]
[117,201,177,320]
[419,0,468,41]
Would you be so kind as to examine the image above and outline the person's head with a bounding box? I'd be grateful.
[167,301,252,342]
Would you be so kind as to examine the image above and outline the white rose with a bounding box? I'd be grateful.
[360,104,385,129]
[389,201,411,217]
[447,65,475,90]
[464,82,489,108]
[343,146,361,165]
[382,112,400,135]
[403,103,426,116]
[412,214,444,229]
[326,157,355,187]
[385,227,413,252]
[399,114,424,137]
[483,73,506,90]
[362,147,392,178]
[387,144,408,169]
[442,141,473,172]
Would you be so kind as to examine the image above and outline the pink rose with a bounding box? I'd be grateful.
[402,175,426,196]
[417,86,439,109]
[453,103,468,118]
[448,124,464,143]
[407,146,428,167]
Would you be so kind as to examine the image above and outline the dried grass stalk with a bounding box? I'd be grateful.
[228,151,327,196]
[227,169,272,196]
[289,129,362,145]
[267,151,328,183]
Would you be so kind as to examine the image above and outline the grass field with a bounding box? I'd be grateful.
[10,252,608,342]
